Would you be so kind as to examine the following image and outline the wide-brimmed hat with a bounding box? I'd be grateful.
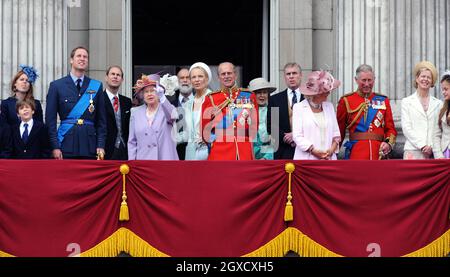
[248,77,276,94]
[300,71,341,96]
[189,62,212,84]
[413,61,438,88]
[133,74,160,93]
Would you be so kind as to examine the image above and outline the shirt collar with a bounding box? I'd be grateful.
[288,88,299,95]
[106,89,119,102]
[179,93,194,103]
[21,118,34,129]
[70,72,85,85]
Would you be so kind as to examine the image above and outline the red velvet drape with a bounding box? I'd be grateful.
[0,160,448,257]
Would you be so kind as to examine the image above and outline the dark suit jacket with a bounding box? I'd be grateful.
[0,97,43,127]
[0,123,12,158]
[11,121,51,159]
[103,91,132,160]
[45,75,106,158]
[167,90,188,160]
[268,89,304,160]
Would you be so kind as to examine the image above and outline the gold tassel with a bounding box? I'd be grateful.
[284,163,295,222]
[119,164,130,222]
[284,202,293,222]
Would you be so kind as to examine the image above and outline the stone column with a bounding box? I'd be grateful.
[279,0,313,89]
[335,0,450,154]
[68,0,126,95]
[0,0,67,105]
[277,0,335,93]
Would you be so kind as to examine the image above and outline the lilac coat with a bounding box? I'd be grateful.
[292,100,341,160]
[128,101,179,160]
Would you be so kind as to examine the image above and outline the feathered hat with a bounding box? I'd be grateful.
[300,71,341,96]
[133,74,162,93]
[19,64,39,84]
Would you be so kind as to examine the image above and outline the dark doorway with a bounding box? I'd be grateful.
[132,0,264,89]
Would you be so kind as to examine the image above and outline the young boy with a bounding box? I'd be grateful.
[11,99,50,159]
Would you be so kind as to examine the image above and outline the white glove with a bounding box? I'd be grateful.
[156,84,166,103]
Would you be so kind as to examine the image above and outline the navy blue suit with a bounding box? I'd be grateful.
[11,121,51,159]
[104,91,132,160]
[267,89,304,160]
[0,97,43,127]
[0,123,12,158]
[46,75,106,158]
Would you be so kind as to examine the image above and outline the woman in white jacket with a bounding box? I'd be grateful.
[432,72,450,159]
[401,61,442,159]
[293,71,341,160]
[183,62,212,160]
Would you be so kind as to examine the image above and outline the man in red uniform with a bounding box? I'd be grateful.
[337,64,397,160]
[201,62,258,160]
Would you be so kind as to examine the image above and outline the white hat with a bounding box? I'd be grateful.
[248,77,276,93]
[189,62,212,84]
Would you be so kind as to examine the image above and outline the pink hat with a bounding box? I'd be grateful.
[133,74,161,93]
[300,71,341,96]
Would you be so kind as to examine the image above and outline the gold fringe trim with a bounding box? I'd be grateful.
[403,229,450,257]
[244,227,342,257]
[81,228,169,257]
[0,250,14,257]
[1,228,448,257]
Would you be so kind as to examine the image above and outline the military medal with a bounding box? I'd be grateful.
[89,99,95,113]
[88,90,95,113]
[377,111,384,121]
[374,119,381,128]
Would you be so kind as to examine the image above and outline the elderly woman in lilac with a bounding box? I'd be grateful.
[128,74,179,160]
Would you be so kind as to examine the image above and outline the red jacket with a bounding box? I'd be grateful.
[337,91,397,160]
[201,87,258,160]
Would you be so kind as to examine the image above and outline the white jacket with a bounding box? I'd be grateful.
[401,92,443,151]
[292,100,341,160]
[432,109,450,159]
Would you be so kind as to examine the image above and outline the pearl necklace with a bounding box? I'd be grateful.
[308,100,322,110]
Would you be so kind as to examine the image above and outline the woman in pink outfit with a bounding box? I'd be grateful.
[292,71,341,160]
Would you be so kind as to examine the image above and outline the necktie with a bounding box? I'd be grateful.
[22,123,29,143]
[113,96,119,113]
[76,79,82,94]
[291,91,298,108]
[181,96,189,104]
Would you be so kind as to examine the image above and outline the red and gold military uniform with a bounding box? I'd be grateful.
[201,87,258,160]
[336,91,397,160]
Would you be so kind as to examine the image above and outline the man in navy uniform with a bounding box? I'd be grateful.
[46,46,106,159]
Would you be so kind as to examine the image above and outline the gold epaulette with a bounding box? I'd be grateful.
[342,92,368,130]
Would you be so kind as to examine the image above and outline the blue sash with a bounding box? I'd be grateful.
[344,95,386,159]
[218,91,253,130]
[57,79,101,145]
